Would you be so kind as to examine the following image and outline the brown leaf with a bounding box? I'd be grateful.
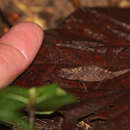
[13,8,130,130]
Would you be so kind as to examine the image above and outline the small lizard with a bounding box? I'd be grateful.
[58,65,130,82]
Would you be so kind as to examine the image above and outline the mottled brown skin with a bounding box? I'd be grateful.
[58,65,130,82]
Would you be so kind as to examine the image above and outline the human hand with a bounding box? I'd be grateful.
[0,22,43,88]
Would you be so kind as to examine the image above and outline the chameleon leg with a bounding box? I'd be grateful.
[79,80,88,92]
[95,80,105,89]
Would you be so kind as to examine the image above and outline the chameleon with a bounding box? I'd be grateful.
[58,65,130,82]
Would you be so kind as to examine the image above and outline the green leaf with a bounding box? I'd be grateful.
[36,94,75,111]
[0,84,76,130]
[34,84,76,112]
[36,84,67,103]
[0,86,30,129]
[4,112,29,130]
[0,86,29,104]
[36,84,61,102]
[35,111,54,115]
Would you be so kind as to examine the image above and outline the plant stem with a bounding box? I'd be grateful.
[28,88,36,130]
[29,107,35,130]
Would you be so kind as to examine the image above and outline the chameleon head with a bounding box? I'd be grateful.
[58,67,81,80]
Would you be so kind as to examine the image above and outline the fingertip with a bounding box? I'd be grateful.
[0,22,44,61]
[0,22,44,88]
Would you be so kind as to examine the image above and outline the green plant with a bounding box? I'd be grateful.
[0,84,76,130]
